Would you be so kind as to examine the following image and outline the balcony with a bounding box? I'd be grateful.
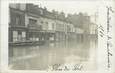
[28,24,42,31]
[9,23,27,29]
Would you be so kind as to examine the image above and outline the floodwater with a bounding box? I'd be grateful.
[9,35,97,70]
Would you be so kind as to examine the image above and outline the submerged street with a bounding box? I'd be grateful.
[9,36,97,70]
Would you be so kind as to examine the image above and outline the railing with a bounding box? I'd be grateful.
[28,24,42,30]
[9,23,26,28]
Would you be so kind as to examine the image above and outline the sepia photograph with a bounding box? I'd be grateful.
[8,1,98,70]
[0,0,115,73]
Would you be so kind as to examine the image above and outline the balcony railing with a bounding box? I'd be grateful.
[9,23,26,28]
[28,24,42,30]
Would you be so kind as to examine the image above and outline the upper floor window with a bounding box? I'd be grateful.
[16,15,20,25]
[10,4,26,10]
[52,23,55,30]
[29,18,37,25]
[16,4,20,9]
[45,22,48,24]
[41,21,43,24]
[40,9,43,15]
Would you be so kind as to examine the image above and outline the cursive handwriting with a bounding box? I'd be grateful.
[50,64,83,71]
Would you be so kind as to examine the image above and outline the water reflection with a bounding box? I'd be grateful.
[9,35,97,70]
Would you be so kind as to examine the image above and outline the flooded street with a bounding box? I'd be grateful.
[9,35,97,70]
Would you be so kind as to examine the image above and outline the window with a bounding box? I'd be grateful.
[29,19,37,25]
[52,23,55,30]
[18,31,22,35]
[16,4,20,9]
[16,16,20,25]
[41,21,43,24]
[22,32,26,37]
[46,22,48,24]
[13,31,18,42]
[40,9,43,15]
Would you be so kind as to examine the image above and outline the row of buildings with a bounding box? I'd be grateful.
[9,4,92,44]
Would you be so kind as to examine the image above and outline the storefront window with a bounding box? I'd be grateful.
[13,31,18,42]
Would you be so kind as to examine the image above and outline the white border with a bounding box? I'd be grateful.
[0,0,115,73]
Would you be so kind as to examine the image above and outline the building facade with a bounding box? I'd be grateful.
[9,4,84,45]
[9,4,27,43]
